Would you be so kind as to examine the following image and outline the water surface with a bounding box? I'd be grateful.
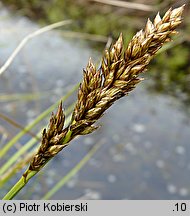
[0,8,190,200]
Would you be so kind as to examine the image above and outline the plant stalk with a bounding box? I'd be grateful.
[2,127,73,200]
[2,170,37,200]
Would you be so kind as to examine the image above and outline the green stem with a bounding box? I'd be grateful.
[2,125,74,200]
[0,151,34,187]
[2,170,37,200]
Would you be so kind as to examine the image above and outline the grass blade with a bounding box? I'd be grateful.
[0,105,74,178]
[42,139,105,199]
[0,84,78,158]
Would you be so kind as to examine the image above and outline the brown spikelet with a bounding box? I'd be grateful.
[28,5,185,172]
[29,102,68,171]
[71,5,185,136]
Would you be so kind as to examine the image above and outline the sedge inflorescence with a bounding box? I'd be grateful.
[29,5,185,172]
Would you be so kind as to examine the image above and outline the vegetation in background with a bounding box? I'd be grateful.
[150,43,190,108]
[1,5,185,199]
[1,0,190,110]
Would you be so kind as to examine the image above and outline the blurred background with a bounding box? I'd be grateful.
[0,0,190,199]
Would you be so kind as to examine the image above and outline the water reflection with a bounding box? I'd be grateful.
[0,6,190,199]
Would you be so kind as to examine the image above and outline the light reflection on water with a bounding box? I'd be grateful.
[0,7,190,199]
